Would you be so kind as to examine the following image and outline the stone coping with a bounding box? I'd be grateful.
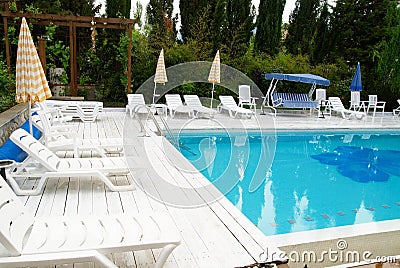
[0,103,28,146]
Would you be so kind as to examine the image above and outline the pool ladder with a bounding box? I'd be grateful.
[133,105,194,155]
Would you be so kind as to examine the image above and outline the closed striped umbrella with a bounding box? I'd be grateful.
[16,17,52,133]
[208,50,220,84]
[153,49,168,104]
[208,50,220,111]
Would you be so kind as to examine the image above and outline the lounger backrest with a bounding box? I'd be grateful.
[219,95,238,108]
[183,95,202,107]
[328,97,345,110]
[10,129,61,172]
[128,94,145,106]
[0,178,34,255]
[165,94,184,110]
[238,85,251,102]
[37,111,53,134]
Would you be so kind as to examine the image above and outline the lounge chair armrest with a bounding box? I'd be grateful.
[44,131,78,140]
[48,124,79,132]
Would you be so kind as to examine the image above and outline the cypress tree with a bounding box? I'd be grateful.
[311,0,331,64]
[254,0,286,55]
[377,1,400,95]
[331,0,392,70]
[106,0,130,18]
[225,0,255,57]
[285,0,320,55]
[146,0,177,50]
[180,0,201,41]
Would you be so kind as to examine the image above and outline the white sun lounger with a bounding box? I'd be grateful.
[126,93,149,118]
[0,178,180,268]
[393,99,400,116]
[36,111,123,157]
[183,95,217,118]
[328,97,366,119]
[44,100,103,123]
[218,95,254,118]
[165,94,194,118]
[8,129,134,195]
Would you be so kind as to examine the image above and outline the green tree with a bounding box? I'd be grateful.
[146,0,177,50]
[310,0,331,64]
[179,0,210,41]
[330,0,392,70]
[254,0,286,56]
[285,0,320,56]
[376,2,400,96]
[224,0,255,58]
[58,0,100,16]
[106,0,131,18]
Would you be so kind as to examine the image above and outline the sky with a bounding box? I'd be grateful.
[96,0,299,25]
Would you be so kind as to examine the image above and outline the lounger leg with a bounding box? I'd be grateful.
[154,244,178,268]
[6,172,47,195]
[98,172,136,192]
[92,252,118,268]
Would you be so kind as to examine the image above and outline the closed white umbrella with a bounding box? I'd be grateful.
[153,49,168,104]
[16,17,52,134]
[208,50,220,112]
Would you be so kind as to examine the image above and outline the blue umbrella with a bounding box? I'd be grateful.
[350,62,362,91]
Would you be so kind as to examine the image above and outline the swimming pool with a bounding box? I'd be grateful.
[174,130,400,236]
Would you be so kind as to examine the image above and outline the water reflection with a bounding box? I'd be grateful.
[177,132,400,236]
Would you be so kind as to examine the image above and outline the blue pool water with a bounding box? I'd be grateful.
[174,131,400,236]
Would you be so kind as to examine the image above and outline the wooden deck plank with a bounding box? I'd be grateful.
[15,110,289,268]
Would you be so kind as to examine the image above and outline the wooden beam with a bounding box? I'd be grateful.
[0,11,137,25]
[28,20,129,29]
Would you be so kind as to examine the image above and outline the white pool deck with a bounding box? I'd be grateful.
[15,109,400,267]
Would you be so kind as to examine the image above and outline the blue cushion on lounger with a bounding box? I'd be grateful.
[0,120,42,162]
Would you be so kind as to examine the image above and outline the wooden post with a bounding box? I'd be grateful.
[37,38,46,75]
[69,21,77,96]
[72,23,78,96]
[3,15,10,70]
[127,23,132,94]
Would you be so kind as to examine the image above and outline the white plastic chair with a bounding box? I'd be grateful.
[9,129,134,195]
[367,95,386,118]
[349,91,361,111]
[0,178,180,268]
[218,95,254,118]
[315,88,330,117]
[238,85,257,112]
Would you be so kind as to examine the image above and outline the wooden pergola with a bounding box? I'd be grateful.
[1,2,138,94]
